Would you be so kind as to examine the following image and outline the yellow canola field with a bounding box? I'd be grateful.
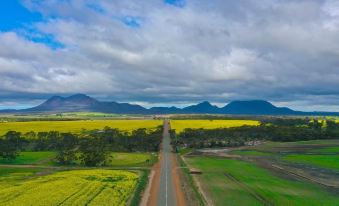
[0,120,162,136]
[0,169,138,206]
[170,119,260,133]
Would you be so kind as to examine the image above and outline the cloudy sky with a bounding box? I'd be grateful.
[0,0,339,111]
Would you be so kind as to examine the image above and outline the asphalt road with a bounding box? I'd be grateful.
[156,120,177,206]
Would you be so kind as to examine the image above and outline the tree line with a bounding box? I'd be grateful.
[171,119,339,149]
[0,126,163,166]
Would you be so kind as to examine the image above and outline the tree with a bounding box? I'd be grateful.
[0,131,22,161]
[55,133,78,165]
[78,137,109,166]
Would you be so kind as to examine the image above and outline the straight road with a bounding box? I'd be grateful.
[143,119,186,206]
[156,119,176,206]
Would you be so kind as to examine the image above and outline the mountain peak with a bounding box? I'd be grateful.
[4,94,330,115]
[197,101,213,106]
[66,93,95,101]
[222,100,294,115]
[183,101,218,113]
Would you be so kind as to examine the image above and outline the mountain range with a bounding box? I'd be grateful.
[1,94,338,116]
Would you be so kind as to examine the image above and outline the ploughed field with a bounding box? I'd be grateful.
[0,168,138,206]
[170,119,260,133]
[0,119,162,136]
[185,139,339,206]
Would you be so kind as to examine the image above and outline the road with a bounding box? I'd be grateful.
[156,120,177,206]
[142,119,186,206]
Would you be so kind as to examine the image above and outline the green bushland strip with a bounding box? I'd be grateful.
[186,156,339,206]
[283,154,339,171]
[0,169,138,206]
[129,170,150,206]
[0,120,162,136]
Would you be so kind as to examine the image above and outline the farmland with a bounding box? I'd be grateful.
[0,119,162,136]
[170,119,260,133]
[186,156,339,206]
[0,152,55,165]
[0,118,163,205]
[184,139,339,206]
[0,169,138,206]
[0,151,157,167]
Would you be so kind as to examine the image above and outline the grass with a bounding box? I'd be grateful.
[280,139,339,146]
[129,170,150,206]
[0,169,138,206]
[107,152,157,167]
[187,157,339,206]
[0,119,162,136]
[170,119,260,133]
[0,151,157,168]
[312,146,339,153]
[230,150,271,156]
[0,152,55,165]
[283,154,339,171]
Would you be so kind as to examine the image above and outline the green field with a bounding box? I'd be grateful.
[0,120,162,136]
[170,120,260,133]
[0,151,156,167]
[230,150,271,156]
[312,146,339,153]
[0,169,138,206]
[186,156,339,206]
[108,152,157,167]
[283,154,339,171]
[0,152,55,165]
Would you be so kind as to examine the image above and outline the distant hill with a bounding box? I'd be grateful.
[221,100,297,115]
[21,94,148,114]
[1,94,338,116]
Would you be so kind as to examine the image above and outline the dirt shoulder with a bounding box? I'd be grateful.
[171,154,187,206]
[143,151,162,206]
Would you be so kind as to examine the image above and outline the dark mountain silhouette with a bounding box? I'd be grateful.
[1,94,338,116]
[221,100,297,115]
[183,101,219,113]
[148,106,181,114]
[21,94,147,114]
[25,94,98,112]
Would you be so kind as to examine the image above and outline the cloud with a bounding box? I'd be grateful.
[0,0,339,111]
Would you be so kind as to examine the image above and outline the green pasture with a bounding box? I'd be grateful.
[186,156,339,206]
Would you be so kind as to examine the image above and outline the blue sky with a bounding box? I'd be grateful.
[0,0,64,49]
[0,0,339,111]
[0,0,42,31]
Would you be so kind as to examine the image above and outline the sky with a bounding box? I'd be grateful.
[0,0,339,111]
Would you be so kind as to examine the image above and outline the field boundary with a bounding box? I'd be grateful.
[129,169,150,206]
[180,156,209,206]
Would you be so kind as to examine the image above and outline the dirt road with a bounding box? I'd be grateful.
[144,120,186,206]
